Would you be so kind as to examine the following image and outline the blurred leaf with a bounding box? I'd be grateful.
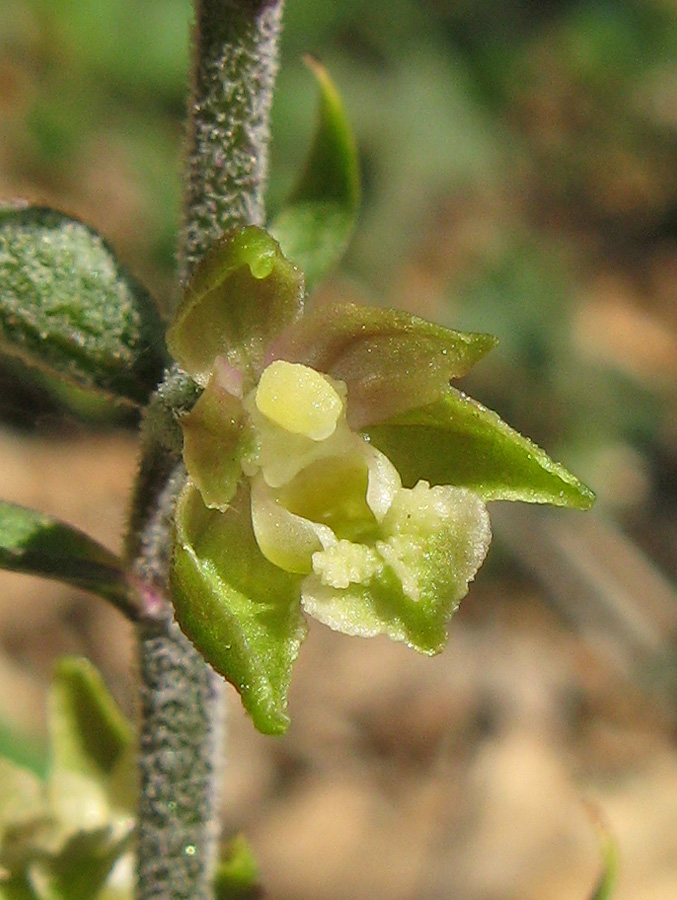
[28,828,132,900]
[0,206,167,406]
[270,57,360,293]
[213,834,262,900]
[0,660,135,900]
[0,759,51,878]
[366,387,595,508]
[48,658,136,842]
[0,874,40,900]
[171,483,307,735]
[167,226,304,385]
[0,723,47,779]
[0,501,136,616]
[588,808,619,900]
[48,658,133,793]
[270,301,496,426]
[0,759,44,843]
[55,0,190,102]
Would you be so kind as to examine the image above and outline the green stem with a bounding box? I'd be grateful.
[133,2,284,899]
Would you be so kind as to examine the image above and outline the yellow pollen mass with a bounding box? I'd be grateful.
[255,360,344,440]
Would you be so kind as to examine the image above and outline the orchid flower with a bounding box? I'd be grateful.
[166,226,593,734]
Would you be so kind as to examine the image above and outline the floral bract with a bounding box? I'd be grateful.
[168,226,593,734]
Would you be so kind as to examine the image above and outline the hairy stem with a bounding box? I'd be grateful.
[133,2,284,899]
[136,615,226,900]
[179,0,284,285]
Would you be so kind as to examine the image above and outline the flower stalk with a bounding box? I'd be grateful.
[133,2,285,898]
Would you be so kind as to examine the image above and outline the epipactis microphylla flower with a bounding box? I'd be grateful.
[245,358,491,641]
[167,226,594,733]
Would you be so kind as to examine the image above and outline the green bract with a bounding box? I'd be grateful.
[168,226,594,734]
[270,57,360,294]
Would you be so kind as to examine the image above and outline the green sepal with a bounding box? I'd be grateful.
[271,301,496,426]
[213,834,262,900]
[366,387,595,508]
[171,482,307,735]
[0,206,166,406]
[167,226,304,385]
[270,57,360,294]
[0,501,137,618]
[180,371,251,510]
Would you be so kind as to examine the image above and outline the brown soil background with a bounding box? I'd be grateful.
[0,427,675,900]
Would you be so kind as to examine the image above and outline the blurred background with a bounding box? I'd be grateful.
[0,1,676,898]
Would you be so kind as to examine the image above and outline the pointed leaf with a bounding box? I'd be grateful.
[167,226,304,385]
[366,388,595,508]
[0,501,136,616]
[213,834,262,900]
[269,302,496,426]
[171,483,307,734]
[0,206,166,405]
[588,811,618,900]
[270,57,360,293]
